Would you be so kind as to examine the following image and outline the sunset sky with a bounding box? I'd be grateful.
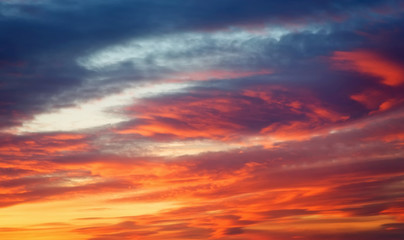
[1,0,404,239]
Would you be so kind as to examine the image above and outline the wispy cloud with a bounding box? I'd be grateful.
[1,1,404,240]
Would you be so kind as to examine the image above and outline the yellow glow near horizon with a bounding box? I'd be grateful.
[0,196,179,228]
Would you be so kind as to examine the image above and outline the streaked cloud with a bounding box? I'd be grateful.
[1,1,404,240]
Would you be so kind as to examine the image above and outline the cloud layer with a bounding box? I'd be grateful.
[1,1,404,240]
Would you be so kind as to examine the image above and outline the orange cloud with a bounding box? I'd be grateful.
[332,50,404,86]
[348,86,404,115]
[0,132,91,158]
[117,86,349,142]
[350,89,386,109]
[1,97,404,240]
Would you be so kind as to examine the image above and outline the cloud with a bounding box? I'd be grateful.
[332,50,404,86]
[0,0,400,131]
[1,1,404,240]
[116,84,350,141]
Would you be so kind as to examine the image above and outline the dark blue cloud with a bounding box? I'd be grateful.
[0,0,403,130]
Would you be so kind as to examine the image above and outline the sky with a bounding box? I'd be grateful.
[1,0,404,239]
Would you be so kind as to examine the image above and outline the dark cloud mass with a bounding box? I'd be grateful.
[0,1,404,240]
[0,0,402,129]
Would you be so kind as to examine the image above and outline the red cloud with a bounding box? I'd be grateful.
[117,86,349,141]
[332,50,404,86]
